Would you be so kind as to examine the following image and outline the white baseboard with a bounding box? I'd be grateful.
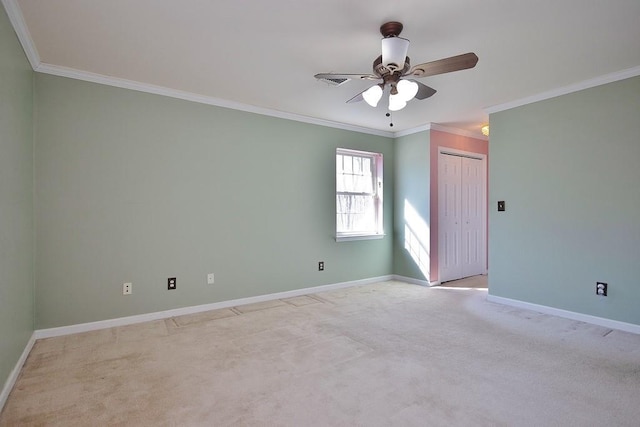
[392,274,439,287]
[487,294,640,335]
[34,275,395,339]
[1,333,36,413]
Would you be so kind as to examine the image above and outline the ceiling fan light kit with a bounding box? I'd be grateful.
[388,93,407,111]
[396,80,419,101]
[363,84,383,107]
[314,21,479,114]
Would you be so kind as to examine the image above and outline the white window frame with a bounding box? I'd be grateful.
[336,148,384,242]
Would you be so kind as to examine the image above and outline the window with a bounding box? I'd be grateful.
[336,148,384,241]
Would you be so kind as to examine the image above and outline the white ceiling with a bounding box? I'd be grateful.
[8,0,640,136]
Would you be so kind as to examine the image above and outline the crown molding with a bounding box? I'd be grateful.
[393,124,431,138]
[429,123,488,140]
[10,0,635,140]
[2,0,40,69]
[485,65,640,115]
[393,123,487,140]
[2,0,392,138]
[36,63,394,138]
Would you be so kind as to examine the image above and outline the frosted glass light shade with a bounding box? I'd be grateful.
[388,93,407,111]
[397,80,419,102]
[381,37,409,70]
[362,85,383,107]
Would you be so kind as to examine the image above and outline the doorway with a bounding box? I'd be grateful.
[438,149,486,283]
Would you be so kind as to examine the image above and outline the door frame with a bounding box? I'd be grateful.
[437,147,487,283]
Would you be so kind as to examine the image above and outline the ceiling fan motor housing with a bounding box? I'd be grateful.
[379,21,404,38]
[373,55,411,92]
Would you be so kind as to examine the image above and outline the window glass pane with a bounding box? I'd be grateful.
[336,195,376,233]
[337,154,374,194]
[353,156,362,174]
[343,155,353,173]
[363,157,371,176]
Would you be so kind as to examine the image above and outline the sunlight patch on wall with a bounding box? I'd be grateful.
[404,200,430,280]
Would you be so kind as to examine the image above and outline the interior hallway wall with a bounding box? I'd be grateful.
[393,131,431,281]
[392,129,488,284]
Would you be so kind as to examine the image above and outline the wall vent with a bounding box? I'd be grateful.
[318,77,350,87]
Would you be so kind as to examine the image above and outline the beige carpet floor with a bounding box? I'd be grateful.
[2,278,639,426]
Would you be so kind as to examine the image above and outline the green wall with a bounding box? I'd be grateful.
[0,6,34,391]
[393,131,431,281]
[34,74,394,328]
[489,76,640,325]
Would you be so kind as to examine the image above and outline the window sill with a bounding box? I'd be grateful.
[335,233,386,242]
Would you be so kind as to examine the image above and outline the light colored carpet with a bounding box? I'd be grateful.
[2,280,639,426]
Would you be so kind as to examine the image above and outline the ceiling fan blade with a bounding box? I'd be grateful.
[407,52,479,78]
[346,90,365,104]
[413,81,437,100]
[314,73,378,81]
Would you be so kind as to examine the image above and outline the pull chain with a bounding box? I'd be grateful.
[386,112,394,127]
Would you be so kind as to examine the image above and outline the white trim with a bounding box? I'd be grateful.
[394,124,431,138]
[35,63,394,138]
[393,274,439,287]
[429,123,488,140]
[487,294,640,335]
[485,65,640,115]
[1,0,40,69]
[34,275,394,339]
[393,123,488,140]
[438,146,486,160]
[0,333,36,412]
[335,234,385,242]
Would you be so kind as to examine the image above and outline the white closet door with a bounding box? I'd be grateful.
[438,154,462,283]
[438,152,486,283]
[461,157,485,277]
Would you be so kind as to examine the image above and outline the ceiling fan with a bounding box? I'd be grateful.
[314,22,479,111]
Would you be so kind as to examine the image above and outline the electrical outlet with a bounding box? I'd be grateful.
[123,282,132,295]
[168,277,177,290]
[596,282,607,297]
[318,261,324,271]
[207,273,215,285]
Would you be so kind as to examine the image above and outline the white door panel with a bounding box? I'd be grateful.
[462,157,485,277]
[438,152,486,283]
[438,154,462,282]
